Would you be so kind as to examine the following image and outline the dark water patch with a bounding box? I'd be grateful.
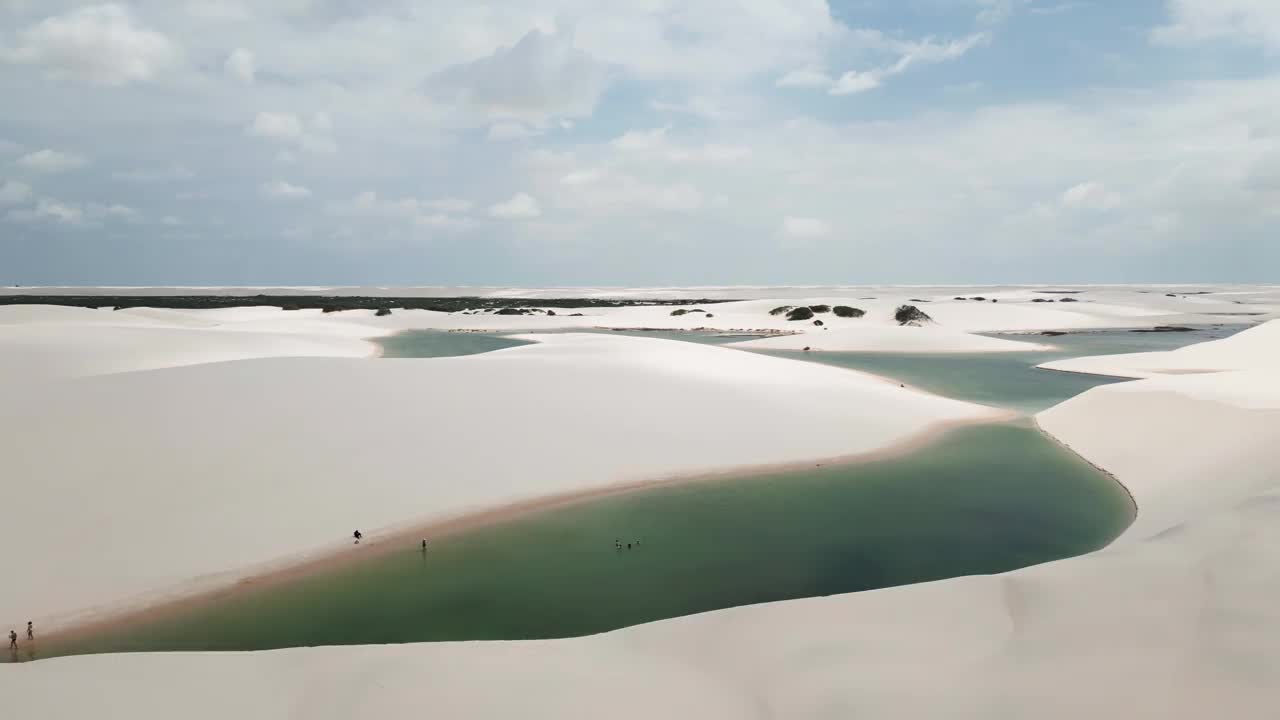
[590,329,764,345]
[377,329,770,358]
[37,422,1131,659]
[777,351,1126,414]
[375,331,534,358]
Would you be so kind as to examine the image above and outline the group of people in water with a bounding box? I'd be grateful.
[615,539,642,551]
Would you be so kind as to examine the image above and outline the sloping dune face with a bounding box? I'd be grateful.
[4,297,1280,719]
[0,306,381,384]
[1039,319,1280,379]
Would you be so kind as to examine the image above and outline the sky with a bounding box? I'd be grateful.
[0,0,1278,286]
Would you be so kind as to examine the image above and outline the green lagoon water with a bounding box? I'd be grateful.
[43,422,1130,659]
[766,326,1246,413]
[375,325,1243,415]
[376,330,534,358]
[30,325,1243,660]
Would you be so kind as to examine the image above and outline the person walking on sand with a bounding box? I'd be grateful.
[353,530,363,545]
[26,622,33,641]
[7,630,15,650]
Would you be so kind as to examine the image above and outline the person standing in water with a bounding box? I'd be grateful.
[26,622,33,641]
[421,539,427,551]
[7,630,15,650]
[353,530,363,545]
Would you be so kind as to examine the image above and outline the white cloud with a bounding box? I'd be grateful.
[1,0,1275,281]
[2,4,178,85]
[977,0,1025,25]
[650,97,728,120]
[87,202,139,220]
[260,180,311,199]
[247,112,337,155]
[831,70,882,95]
[612,126,671,152]
[488,192,542,219]
[0,180,32,206]
[646,183,703,211]
[829,33,988,95]
[1153,0,1280,49]
[225,48,256,84]
[1031,3,1085,16]
[415,213,474,230]
[608,128,751,166]
[247,112,304,141]
[551,168,704,213]
[429,27,609,123]
[5,197,137,225]
[7,198,83,224]
[779,216,833,240]
[703,145,752,163]
[185,1,251,23]
[426,198,474,213]
[297,135,339,155]
[777,67,835,88]
[664,144,754,164]
[561,169,605,186]
[334,191,474,229]
[1060,181,1123,211]
[488,121,538,141]
[574,1,839,85]
[944,81,985,95]
[112,165,195,182]
[344,190,423,219]
[17,149,88,174]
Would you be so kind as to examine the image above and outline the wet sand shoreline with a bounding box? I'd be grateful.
[28,411,1013,659]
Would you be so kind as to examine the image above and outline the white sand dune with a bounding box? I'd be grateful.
[1039,319,1280,379]
[8,360,1280,718]
[4,291,1280,718]
[1040,367,1280,541]
[0,297,1146,376]
[0,332,996,627]
[0,306,451,384]
[0,324,376,384]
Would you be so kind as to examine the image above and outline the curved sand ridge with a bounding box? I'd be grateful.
[4,299,1280,718]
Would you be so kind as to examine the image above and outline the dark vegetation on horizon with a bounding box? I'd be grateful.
[0,295,737,313]
[895,305,933,326]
